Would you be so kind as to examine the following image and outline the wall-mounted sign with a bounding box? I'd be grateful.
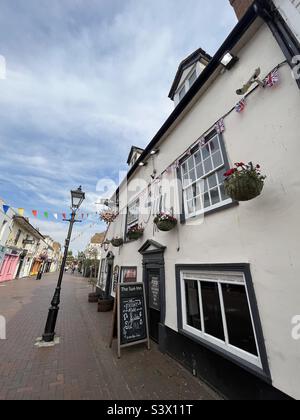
[149,276,160,311]
[112,265,120,293]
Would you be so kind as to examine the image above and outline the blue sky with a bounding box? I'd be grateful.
[0,0,237,252]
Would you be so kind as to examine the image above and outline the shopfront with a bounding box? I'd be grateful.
[0,249,20,283]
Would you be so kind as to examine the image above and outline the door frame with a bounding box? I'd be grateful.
[139,240,166,331]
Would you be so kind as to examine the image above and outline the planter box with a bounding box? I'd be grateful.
[127,231,144,241]
[98,297,114,312]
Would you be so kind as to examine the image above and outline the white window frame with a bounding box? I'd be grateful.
[181,133,232,218]
[188,68,197,88]
[127,198,140,229]
[180,270,262,369]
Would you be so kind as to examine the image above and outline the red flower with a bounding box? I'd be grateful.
[235,162,245,167]
[224,168,237,177]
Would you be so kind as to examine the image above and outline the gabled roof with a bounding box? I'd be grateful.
[127,146,145,165]
[168,48,212,100]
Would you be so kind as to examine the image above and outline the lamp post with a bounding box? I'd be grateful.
[42,186,85,343]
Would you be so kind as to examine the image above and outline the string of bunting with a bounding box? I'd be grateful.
[1,204,102,222]
[115,62,285,212]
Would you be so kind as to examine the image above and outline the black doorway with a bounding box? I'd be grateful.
[139,240,166,344]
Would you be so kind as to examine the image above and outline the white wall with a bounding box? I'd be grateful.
[105,22,300,399]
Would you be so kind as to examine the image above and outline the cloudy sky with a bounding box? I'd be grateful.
[0,0,237,253]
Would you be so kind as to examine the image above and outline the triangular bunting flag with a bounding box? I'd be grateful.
[62,213,66,219]
[32,210,38,217]
[18,208,25,217]
[3,205,10,214]
[53,213,58,220]
[44,212,49,218]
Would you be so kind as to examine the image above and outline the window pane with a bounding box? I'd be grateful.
[209,136,220,153]
[222,284,258,356]
[212,151,223,169]
[210,187,220,205]
[203,192,210,208]
[201,282,225,341]
[201,145,210,160]
[189,169,196,183]
[203,158,213,174]
[185,281,201,331]
[188,156,195,171]
[219,184,228,201]
[195,197,202,212]
[182,162,188,174]
[189,70,197,87]
[179,86,185,101]
[208,173,217,189]
[187,199,194,214]
[196,163,204,179]
[194,151,202,165]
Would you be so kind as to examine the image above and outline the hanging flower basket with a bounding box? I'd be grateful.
[154,213,178,232]
[99,210,118,224]
[127,225,144,241]
[110,238,123,247]
[224,162,266,202]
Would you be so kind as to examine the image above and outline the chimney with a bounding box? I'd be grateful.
[230,0,255,20]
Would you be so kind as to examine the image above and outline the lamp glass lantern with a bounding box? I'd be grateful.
[71,186,85,210]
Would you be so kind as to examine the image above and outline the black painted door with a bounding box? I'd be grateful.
[147,269,161,343]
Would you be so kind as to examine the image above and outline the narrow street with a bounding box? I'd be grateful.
[0,274,219,400]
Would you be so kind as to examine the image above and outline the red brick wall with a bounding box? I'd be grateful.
[230,0,255,20]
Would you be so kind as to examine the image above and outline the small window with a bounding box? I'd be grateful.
[14,229,22,246]
[127,199,140,229]
[188,69,197,87]
[180,269,261,368]
[121,267,137,283]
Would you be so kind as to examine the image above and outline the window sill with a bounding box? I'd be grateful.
[178,328,271,384]
[183,200,238,223]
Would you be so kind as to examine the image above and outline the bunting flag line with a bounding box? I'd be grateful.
[264,69,279,88]
[215,118,225,134]
[235,98,246,113]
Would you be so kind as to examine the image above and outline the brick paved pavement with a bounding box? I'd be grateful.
[0,274,220,400]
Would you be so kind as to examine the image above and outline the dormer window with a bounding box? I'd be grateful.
[168,48,212,106]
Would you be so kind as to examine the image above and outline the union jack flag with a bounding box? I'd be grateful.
[215,118,225,134]
[235,98,246,113]
[264,69,279,87]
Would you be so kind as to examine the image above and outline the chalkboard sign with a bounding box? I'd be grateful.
[110,282,150,358]
[149,276,160,311]
[119,283,147,345]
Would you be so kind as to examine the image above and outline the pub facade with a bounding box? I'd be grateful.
[99,0,300,400]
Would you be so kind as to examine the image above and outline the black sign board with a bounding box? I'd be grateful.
[110,282,150,358]
[149,276,160,311]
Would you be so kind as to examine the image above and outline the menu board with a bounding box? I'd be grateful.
[149,276,160,311]
[110,282,150,358]
[119,283,147,345]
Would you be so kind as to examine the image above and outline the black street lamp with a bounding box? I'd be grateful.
[42,186,85,343]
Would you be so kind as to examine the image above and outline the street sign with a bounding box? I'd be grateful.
[110,282,150,358]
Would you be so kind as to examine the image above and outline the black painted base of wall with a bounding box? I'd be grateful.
[158,324,292,400]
